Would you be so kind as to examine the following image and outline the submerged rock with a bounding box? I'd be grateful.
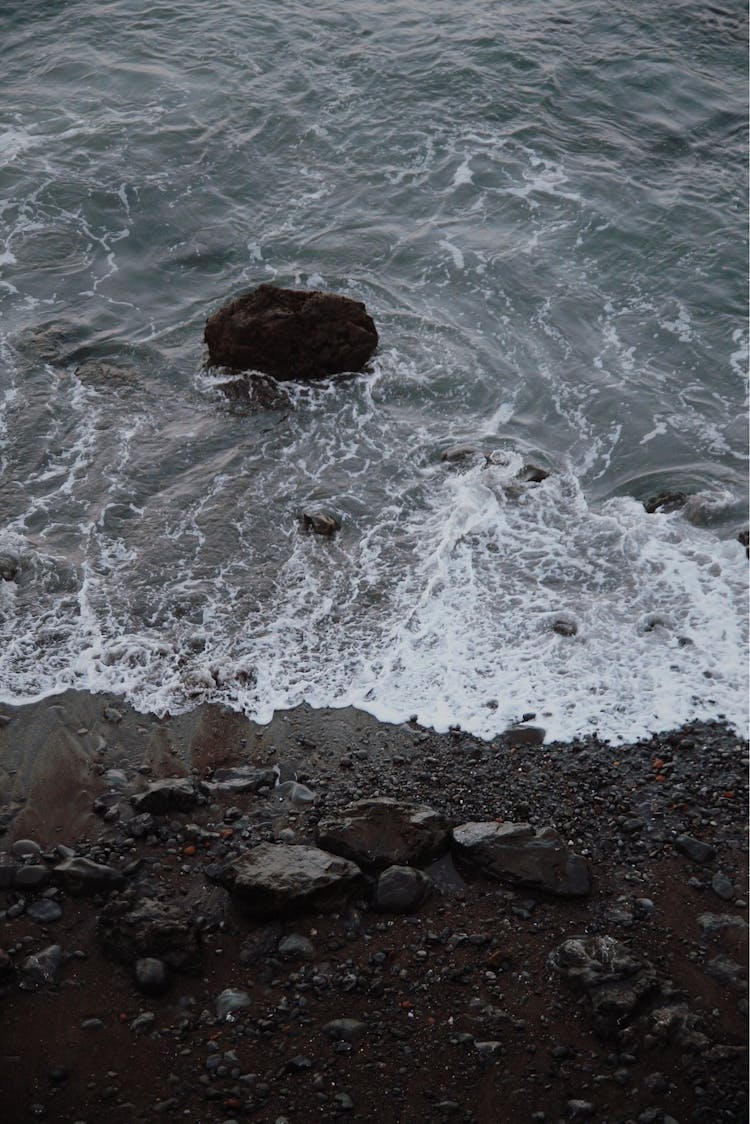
[452,821,590,896]
[301,510,341,537]
[217,372,291,411]
[204,284,378,379]
[213,842,364,919]
[644,491,688,514]
[317,798,449,871]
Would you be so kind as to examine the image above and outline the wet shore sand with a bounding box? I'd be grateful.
[0,691,747,1123]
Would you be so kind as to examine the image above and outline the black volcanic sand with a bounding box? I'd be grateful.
[0,691,747,1124]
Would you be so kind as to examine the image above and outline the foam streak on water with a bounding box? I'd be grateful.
[0,1,747,742]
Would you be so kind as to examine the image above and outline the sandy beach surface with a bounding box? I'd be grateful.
[0,692,747,1123]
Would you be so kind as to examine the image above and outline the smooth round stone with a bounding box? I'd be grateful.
[278,934,315,962]
[216,988,251,1020]
[27,900,63,924]
[134,957,169,995]
[12,839,42,860]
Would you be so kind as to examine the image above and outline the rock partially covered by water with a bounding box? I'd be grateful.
[212,843,364,919]
[452,821,590,896]
[204,284,378,379]
[317,798,449,871]
[644,491,688,514]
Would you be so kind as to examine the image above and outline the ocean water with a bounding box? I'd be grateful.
[0,0,747,743]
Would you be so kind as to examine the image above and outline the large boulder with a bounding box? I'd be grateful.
[204,284,378,379]
[316,798,449,871]
[212,843,364,920]
[451,821,590,896]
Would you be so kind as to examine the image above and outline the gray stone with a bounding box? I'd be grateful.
[278,934,316,962]
[566,1102,595,1120]
[27,899,63,924]
[675,834,715,864]
[711,872,734,901]
[14,864,51,890]
[129,1011,155,1034]
[19,944,69,990]
[323,1018,367,1043]
[317,798,449,871]
[53,856,125,896]
[122,812,155,838]
[452,821,590,897]
[216,987,251,1020]
[11,838,42,860]
[134,957,169,996]
[704,954,747,991]
[698,913,748,936]
[130,777,206,815]
[206,765,276,795]
[549,935,657,1033]
[213,843,364,920]
[274,780,316,806]
[374,865,433,913]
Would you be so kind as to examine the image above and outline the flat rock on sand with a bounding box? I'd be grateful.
[316,797,449,870]
[213,842,364,919]
[452,821,590,896]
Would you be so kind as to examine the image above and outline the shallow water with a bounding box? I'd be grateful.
[0,1,747,741]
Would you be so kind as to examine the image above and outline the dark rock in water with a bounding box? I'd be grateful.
[551,617,578,637]
[675,834,715,864]
[98,896,203,974]
[317,798,449,871]
[204,283,378,379]
[13,864,51,890]
[130,777,206,815]
[442,444,481,463]
[738,529,749,556]
[53,856,125,896]
[217,372,291,412]
[0,553,19,582]
[374,865,433,913]
[134,957,169,996]
[74,361,137,387]
[213,843,364,920]
[549,935,657,1033]
[516,464,550,484]
[301,510,341,537]
[452,821,590,897]
[644,491,688,514]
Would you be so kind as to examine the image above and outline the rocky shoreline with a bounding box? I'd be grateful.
[0,692,747,1123]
